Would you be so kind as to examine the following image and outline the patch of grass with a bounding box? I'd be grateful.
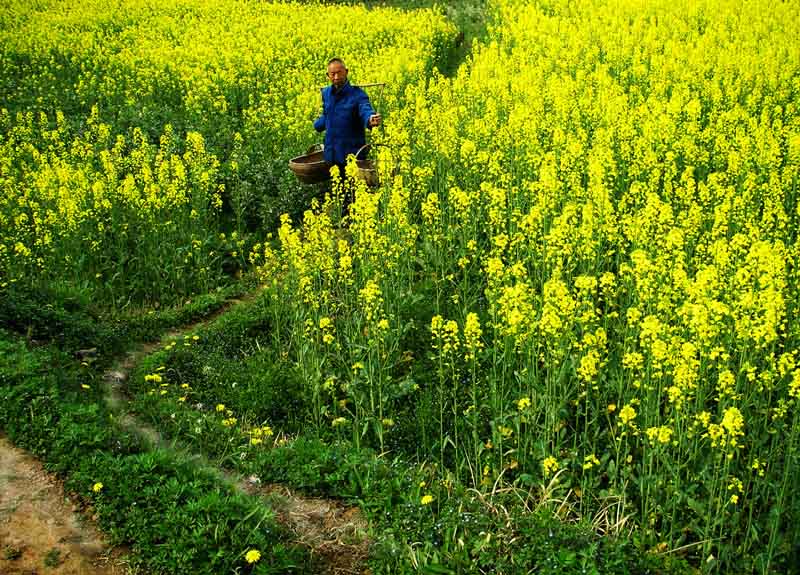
[123,293,692,574]
[0,328,314,574]
[43,548,62,568]
[3,545,23,560]
[0,281,249,366]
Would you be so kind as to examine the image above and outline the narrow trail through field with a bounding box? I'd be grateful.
[0,435,130,575]
[0,6,487,568]
[438,0,490,77]
[100,288,370,574]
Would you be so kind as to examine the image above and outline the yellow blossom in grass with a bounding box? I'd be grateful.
[222,417,237,427]
[351,362,364,372]
[695,411,712,428]
[250,437,263,446]
[332,417,348,427]
[607,403,617,413]
[574,275,597,291]
[622,352,644,371]
[517,396,531,411]
[81,384,91,390]
[618,404,637,426]
[789,369,800,399]
[599,272,616,291]
[431,315,460,355]
[192,335,199,341]
[91,482,103,493]
[359,280,383,323]
[499,425,513,438]
[645,426,674,445]
[578,349,601,384]
[727,476,744,504]
[705,407,745,451]
[420,494,434,505]
[542,456,559,477]
[216,403,226,412]
[722,407,745,439]
[144,373,163,383]
[666,385,683,405]
[245,549,261,564]
[381,418,394,427]
[717,369,737,400]
[583,454,600,470]
[463,312,483,361]
[261,425,273,437]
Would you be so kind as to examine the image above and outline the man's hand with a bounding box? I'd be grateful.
[368,114,382,128]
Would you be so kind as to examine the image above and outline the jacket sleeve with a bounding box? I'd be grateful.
[313,91,326,132]
[356,90,376,130]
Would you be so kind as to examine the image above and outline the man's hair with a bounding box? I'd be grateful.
[327,57,347,69]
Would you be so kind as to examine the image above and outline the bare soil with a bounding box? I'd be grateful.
[0,435,130,575]
[246,482,370,575]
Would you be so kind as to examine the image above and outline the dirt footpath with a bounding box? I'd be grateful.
[0,435,129,575]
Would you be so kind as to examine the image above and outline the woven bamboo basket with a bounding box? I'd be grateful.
[289,144,380,188]
[288,145,331,185]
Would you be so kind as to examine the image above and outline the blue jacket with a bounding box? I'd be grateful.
[313,80,375,165]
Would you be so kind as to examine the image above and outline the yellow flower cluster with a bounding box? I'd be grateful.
[1,0,456,303]
[217,0,800,564]
[431,315,460,356]
[463,313,483,362]
[645,426,674,446]
[541,456,559,477]
[705,407,745,452]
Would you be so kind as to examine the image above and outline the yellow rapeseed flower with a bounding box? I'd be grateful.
[542,456,559,477]
[618,404,637,426]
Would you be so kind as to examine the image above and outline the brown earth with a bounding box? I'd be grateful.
[246,482,370,575]
[0,435,131,575]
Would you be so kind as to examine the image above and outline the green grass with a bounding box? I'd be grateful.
[125,289,693,574]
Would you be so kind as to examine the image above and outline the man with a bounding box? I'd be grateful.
[313,57,381,180]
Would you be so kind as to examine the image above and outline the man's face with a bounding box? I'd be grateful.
[327,61,348,89]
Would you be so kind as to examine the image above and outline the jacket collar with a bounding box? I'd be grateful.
[332,79,351,97]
